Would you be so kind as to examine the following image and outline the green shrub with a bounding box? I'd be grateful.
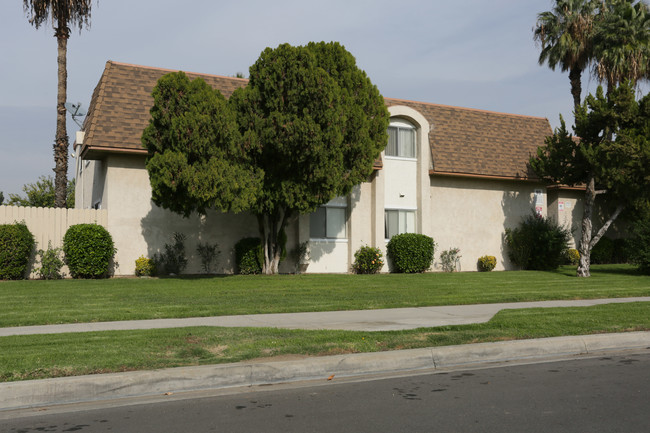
[564,248,580,266]
[135,256,156,277]
[35,241,65,279]
[153,232,188,275]
[504,212,571,270]
[629,216,650,274]
[440,247,461,272]
[63,224,116,279]
[591,237,615,264]
[612,238,630,264]
[477,255,497,272]
[196,242,220,274]
[386,233,436,273]
[0,221,35,280]
[352,245,384,274]
[235,237,262,275]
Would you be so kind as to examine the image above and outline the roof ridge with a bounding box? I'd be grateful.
[384,96,549,121]
[106,60,249,83]
[83,60,112,145]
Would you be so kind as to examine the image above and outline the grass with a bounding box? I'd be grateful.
[1,265,649,327]
[1,302,648,382]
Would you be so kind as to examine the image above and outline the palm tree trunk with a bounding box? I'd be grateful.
[569,67,583,112]
[54,27,69,208]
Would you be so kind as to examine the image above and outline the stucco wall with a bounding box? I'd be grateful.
[101,154,282,275]
[428,176,546,271]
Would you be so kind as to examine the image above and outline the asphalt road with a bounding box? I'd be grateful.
[2,352,649,433]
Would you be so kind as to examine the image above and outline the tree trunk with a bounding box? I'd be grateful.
[576,176,625,277]
[569,67,582,113]
[577,176,596,277]
[258,208,292,275]
[54,27,70,208]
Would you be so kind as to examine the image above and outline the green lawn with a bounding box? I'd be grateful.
[1,302,648,382]
[1,265,649,327]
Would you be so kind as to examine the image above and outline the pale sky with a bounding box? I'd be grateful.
[0,0,607,197]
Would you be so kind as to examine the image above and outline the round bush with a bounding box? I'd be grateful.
[352,245,384,274]
[0,222,35,280]
[386,233,435,273]
[63,224,116,278]
[564,248,580,266]
[135,255,156,277]
[504,213,571,270]
[477,255,497,272]
[235,237,262,275]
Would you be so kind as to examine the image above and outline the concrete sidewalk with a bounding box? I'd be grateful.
[2,297,649,413]
[2,297,650,336]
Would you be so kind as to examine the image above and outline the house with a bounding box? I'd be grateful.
[75,61,584,275]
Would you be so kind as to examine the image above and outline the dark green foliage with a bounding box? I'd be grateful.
[153,233,188,275]
[143,42,389,274]
[352,246,384,274]
[35,241,65,279]
[477,255,497,272]
[0,191,4,205]
[531,82,650,276]
[0,222,35,280]
[196,242,220,274]
[505,212,571,270]
[142,72,261,217]
[591,237,615,264]
[63,224,115,278]
[386,233,436,273]
[628,215,650,274]
[235,238,262,275]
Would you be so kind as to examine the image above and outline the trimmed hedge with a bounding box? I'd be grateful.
[63,224,116,279]
[386,233,435,273]
[477,255,497,272]
[235,237,262,275]
[0,222,35,280]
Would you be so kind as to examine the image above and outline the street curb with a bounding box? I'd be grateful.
[2,332,649,411]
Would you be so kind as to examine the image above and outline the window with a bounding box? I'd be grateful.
[385,209,415,239]
[310,206,347,239]
[386,120,416,158]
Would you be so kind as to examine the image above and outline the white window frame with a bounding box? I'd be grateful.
[385,119,417,160]
[384,208,417,239]
[310,204,348,241]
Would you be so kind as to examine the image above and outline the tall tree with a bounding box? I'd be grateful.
[143,42,389,274]
[7,175,75,208]
[23,0,93,208]
[534,0,598,111]
[531,82,650,277]
[592,0,650,95]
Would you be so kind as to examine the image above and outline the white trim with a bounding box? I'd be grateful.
[309,238,348,243]
[384,155,417,162]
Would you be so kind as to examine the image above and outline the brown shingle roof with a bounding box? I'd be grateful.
[81,61,247,159]
[82,61,551,180]
[385,98,551,180]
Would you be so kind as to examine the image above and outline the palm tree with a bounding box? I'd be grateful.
[592,0,650,96]
[534,0,598,111]
[23,1,93,208]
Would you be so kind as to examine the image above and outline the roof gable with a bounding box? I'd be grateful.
[82,61,551,180]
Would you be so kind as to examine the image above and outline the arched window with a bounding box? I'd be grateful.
[386,119,416,159]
